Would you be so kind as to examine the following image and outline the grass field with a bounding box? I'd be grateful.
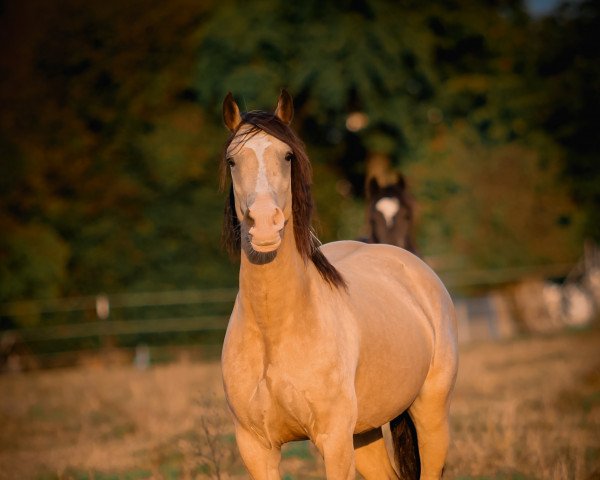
[1,326,599,479]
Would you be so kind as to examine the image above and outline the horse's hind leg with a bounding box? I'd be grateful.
[409,383,453,480]
[354,428,399,479]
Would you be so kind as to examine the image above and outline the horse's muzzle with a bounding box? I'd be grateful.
[247,193,285,252]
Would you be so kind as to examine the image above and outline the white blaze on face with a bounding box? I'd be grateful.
[245,133,273,193]
[375,197,400,227]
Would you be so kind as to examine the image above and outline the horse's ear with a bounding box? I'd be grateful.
[396,174,406,190]
[275,89,294,125]
[223,92,242,132]
[368,177,380,198]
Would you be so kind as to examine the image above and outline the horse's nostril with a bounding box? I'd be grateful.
[245,210,255,227]
[273,208,284,228]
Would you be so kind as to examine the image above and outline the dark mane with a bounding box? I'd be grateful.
[220,111,346,289]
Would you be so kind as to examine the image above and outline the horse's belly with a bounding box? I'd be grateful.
[353,312,433,431]
[354,361,429,433]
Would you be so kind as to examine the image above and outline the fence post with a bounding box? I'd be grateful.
[95,294,115,354]
[95,294,110,321]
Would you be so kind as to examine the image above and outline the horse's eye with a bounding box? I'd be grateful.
[227,157,235,168]
[285,152,295,162]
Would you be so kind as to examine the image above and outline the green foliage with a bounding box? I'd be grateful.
[406,125,584,271]
[532,0,600,240]
[0,0,596,321]
[0,0,235,312]
[0,222,69,302]
[194,0,588,271]
[195,0,438,155]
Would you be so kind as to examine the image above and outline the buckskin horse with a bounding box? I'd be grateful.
[219,90,458,479]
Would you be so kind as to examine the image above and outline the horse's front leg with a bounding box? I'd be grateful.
[234,424,281,480]
[313,406,358,480]
[315,429,356,479]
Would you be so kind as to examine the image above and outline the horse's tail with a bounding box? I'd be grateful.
[390,411,420,480]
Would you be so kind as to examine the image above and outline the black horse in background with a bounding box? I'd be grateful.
[365,175,418,255]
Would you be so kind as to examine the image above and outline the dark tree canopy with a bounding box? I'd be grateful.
[0,0,596,316]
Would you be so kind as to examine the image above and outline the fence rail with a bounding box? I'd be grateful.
[1,288,239,368]
[12,316,230,342]
[0,288,238,317]
[0,263,578,356]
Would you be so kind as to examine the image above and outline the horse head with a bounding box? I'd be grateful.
[367,176,417,253]
[221,91,344,286]
[222,91,294,257]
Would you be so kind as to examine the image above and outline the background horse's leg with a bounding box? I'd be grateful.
[354,427,399,479]
[409,387,452,480]
[234,424,281,479]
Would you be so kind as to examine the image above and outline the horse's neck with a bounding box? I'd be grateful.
[238,222,315,331]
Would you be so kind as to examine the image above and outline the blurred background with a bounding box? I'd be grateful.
[0,0,600,478]
[1,0,600,365]
[0,0,599,363]
[0,0,600,364]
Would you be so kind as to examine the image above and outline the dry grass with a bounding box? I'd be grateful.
[447,327,600,479]
[1,326,599,479]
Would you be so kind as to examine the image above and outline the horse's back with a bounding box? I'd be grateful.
[322,240,455,341]
[321,240,446,301]
[321,239,420,265]
[320,240,457,428]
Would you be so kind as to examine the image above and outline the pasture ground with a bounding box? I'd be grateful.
[1,326,599,479]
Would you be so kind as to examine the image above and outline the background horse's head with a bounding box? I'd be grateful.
[367,176,418,254]
[221,91,345,287]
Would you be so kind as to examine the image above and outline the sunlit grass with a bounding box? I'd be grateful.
[1,326,599,479]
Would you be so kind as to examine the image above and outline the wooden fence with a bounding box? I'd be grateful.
[3,261,594,370]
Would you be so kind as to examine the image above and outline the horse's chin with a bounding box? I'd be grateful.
[251,238,281,253]
[245,247,278,265]
[241,235,280,265]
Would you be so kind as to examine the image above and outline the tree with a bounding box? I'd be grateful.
[0,0,592,314]
[532,0,600,241]
[194,0,585,271]
[0,0,234,311]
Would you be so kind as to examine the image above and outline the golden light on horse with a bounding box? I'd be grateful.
[220,90,458,479]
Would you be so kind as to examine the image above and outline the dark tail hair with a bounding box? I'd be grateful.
[390,411,420,480]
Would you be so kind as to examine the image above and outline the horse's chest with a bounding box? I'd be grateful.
[234,369,314,445]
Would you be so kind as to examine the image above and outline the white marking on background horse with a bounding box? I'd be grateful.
[375,197,400,227]
[246,134,272,193]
